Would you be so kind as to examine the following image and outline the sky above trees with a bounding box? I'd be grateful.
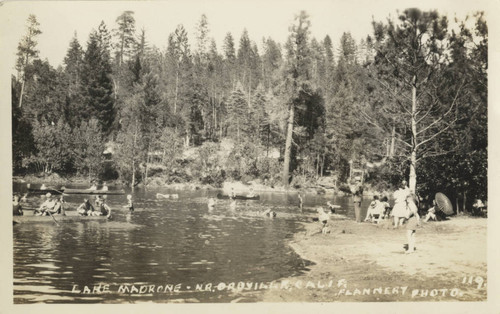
[0,0,491,72]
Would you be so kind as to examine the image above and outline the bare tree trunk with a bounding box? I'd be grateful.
[18,79,26,108]
[18,55,30,108]
[174,70,179,114]
[463,192,467,213]
[321,153,325,177]
[131,160,136,191]
[131,120,138,191]
[283,103,295,187]
[316,154,319,179]
[185,127,190,148]
[112,78,119,102]
[390,124,395,157]
[409,78,417,193]
[144,148,149,188]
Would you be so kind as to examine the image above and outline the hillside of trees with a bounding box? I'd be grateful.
[12,9,487,209]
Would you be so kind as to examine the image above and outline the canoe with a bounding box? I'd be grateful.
[156,193,179,199]
[62,188,125,195]
[216,193,260,200]
[27,188,64,194]
[13,211,109,224]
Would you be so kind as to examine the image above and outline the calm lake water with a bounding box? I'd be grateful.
[13,183,372,303]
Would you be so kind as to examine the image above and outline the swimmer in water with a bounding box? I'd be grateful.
[123,194,134,213]
[229,199,237,211]
[263,208,277,218]
[208,197,216,211]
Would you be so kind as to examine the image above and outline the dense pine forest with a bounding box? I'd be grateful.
[11,9,487,208]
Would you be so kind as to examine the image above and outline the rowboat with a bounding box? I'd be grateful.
[216,193,260,200]
[62,188,125,195]
[13,211,110,224]
[156,193,179,199]
[27,188,64,194]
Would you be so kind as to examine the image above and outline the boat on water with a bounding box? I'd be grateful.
[27,188,64,194]
[216,193,260,200]
[27,187,125,195]
[13,211,110,224]
[156,193,179,199]
[62,188,125,195]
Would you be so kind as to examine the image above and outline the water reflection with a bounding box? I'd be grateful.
[13,184,371,303]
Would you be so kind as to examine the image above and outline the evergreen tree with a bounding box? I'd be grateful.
[74,118,105,179]
[81,29,115,133]
[165,24,192,115]
[113,11,137,66]
[194,14,210,65]
[226,82,248,141]
[27,118,73,173]
[281,11,313,186]
[16,14,42,108]
[23,59,66,124]
[63,33,85,127]
[262,37,282,89]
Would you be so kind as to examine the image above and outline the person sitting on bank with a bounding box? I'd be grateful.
[247,187,256,198]
[40,183,48,190]
[365,195,384,223]
[123,194,134,213]
[472,199,486,216]
[424,200,437,222]
[326,201,340,214]
[101,182,108,191]
[88,182,98,191]
[77,198,95,216]
[317,207,330,233]
[34,193,57,216]
[13,194,23,216]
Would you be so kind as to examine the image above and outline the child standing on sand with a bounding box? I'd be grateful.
[380,196,391,219]
[298,193,304,212]
[405,194,420,254]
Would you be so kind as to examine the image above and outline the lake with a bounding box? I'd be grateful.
[13,184,373,303]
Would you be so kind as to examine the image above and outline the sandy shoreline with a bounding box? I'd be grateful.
[260,216,487,302]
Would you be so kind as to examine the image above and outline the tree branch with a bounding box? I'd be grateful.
[416,119,456,149]
[416,78,465,136]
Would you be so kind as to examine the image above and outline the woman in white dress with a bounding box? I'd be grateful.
[392,180,411,228]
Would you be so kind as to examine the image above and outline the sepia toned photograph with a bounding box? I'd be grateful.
[2,0,495,309]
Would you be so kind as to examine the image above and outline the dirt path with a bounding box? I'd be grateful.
[259,216,487,302]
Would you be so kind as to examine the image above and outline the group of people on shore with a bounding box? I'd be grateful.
[351,180,421,253]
